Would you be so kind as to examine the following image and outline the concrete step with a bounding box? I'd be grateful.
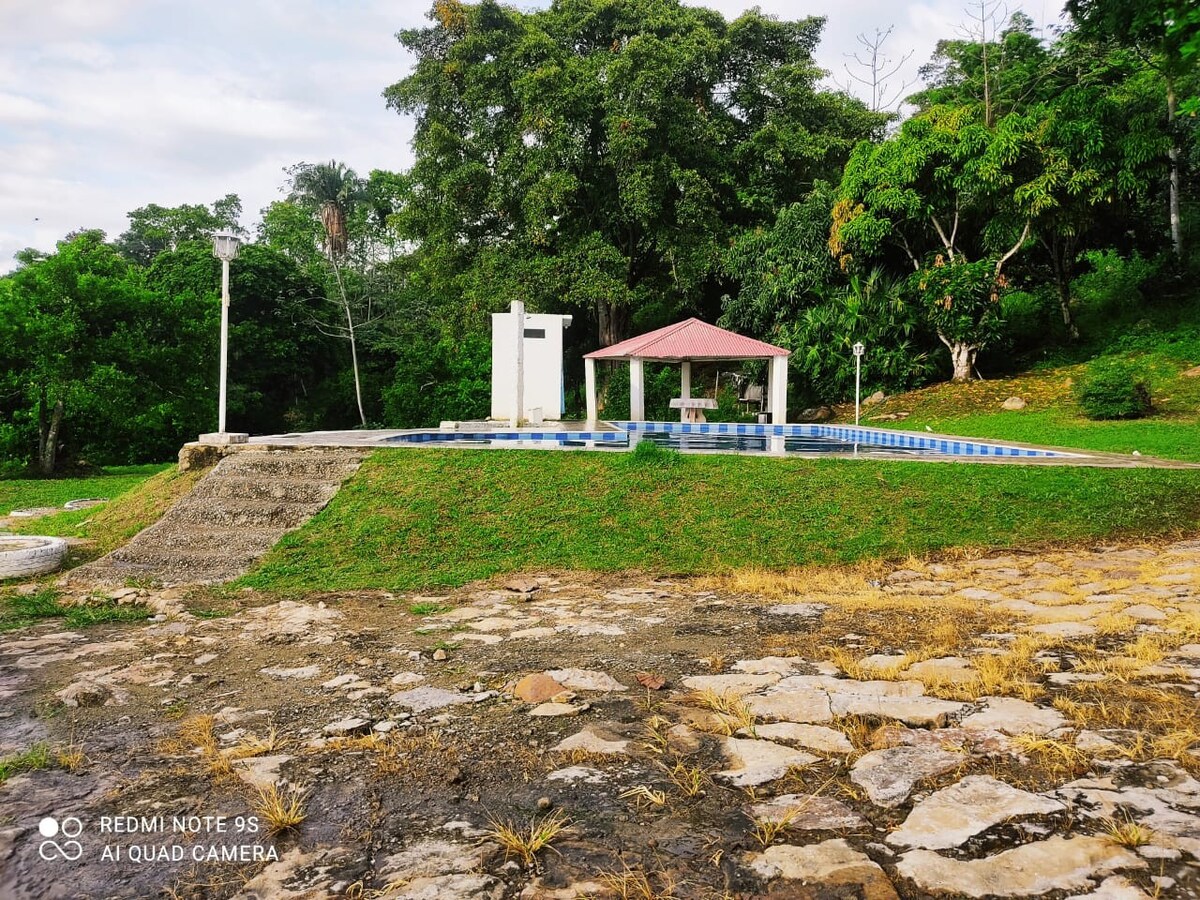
[115,527,278,555]
[104,547,262,574]
[166,499,319,530]
[217,451,364,481]
[189,476,339,505]
[68,448,367,585]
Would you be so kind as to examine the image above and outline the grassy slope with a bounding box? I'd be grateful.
[860,344,1200,461]
[242,449,1200,593]
[6,465,205,559]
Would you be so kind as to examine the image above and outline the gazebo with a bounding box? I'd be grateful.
[584,318,790,425]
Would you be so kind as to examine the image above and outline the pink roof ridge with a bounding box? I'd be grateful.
[584,318,789,361]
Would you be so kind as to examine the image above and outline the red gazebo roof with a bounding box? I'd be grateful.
[584,318,789,361]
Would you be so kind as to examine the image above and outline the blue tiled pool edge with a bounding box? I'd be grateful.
[383,421,1084,459]
[612,421,1080,458]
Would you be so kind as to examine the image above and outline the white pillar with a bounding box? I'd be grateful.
[680,361,691,422]
[769,355,788,424]
[511,300,525,428]
[629,358,645,421]
[585,357,598,426]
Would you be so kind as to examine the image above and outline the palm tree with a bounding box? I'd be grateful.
[289,161,370,426]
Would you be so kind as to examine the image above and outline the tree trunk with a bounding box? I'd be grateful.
[38,393,64,476]
[331,258,367,428]
[598,300,630,347]
[1167,75,1183,262]
[943,338,977,382]
[1045,233,1079,340]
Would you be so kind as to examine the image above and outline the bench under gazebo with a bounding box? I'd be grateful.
[583,318,790,425]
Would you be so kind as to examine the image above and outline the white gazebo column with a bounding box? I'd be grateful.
[769,355,788,424]
[585,357,598,426]
[679,360,691,422]
[629,357,645,421]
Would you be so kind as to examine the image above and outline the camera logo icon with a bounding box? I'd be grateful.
[38,817,83,861]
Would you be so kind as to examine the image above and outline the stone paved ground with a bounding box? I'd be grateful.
[0,540,1198,898]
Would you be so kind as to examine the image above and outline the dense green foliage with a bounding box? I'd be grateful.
[242,449,1200,591]
[1075,360,1154,420]
[1,0,1197,474]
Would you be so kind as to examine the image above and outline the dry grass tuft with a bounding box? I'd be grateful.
[662,760,709,798]
[1011,734,1091,778]
[689,689,757,737]
[595,866,677,899]
[254,784,307,834]
[619,785,667,808]
[55,742,87,772]
[1101,813,1155,848]
[487,808,570,868]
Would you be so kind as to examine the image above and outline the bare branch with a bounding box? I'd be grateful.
[994,219,1031,276]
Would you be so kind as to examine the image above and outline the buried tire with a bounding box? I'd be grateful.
[0,536,69,579]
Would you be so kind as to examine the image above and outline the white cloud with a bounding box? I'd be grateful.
[0,0,1062,272]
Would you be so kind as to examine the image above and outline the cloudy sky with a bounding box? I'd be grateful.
[0,0,1064,271]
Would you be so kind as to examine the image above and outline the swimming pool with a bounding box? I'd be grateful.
[381,421,1082,459]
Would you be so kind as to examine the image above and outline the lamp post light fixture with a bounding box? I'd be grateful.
[853,341,865,426]
[201,233,248,446]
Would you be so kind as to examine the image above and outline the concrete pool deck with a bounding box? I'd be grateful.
[228,423,1200,469]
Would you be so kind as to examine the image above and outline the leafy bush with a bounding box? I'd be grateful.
[1075,360,1153,420]
[1072,250,1160,313]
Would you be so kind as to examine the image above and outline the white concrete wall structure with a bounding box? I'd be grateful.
[491,305,573,422]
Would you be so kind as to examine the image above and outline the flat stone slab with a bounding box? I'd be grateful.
[544,668,627,692]
[552,726,629,756]
[323,717,371,736]
[896,835,1145,897]
[528,702,583,717]
[545,766,606,784]
[745,675,964,727]
[904,656,977,685]
[1068,876,1153,899]
[390,686,473,713]
[260,665,321,680]
[748,839,898,899]
[750,722,854,754]
[233,754,292,791]
[887,775,1065,849]
[765,603,828,618]
[716,737,818,787]
[748,794,867,830]
[732,656,805,675]
[851,746,964,808]
[960,697,1067,736]
[682,673,781,697]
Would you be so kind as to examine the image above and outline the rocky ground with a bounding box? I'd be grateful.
[1,542,1199,899]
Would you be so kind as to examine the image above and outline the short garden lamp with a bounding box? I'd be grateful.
[853,342,865,426]
[210,232,243,442]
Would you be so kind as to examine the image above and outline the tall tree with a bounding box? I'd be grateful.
[831,104,1045,379]
[1066,0,1200,260]
[287,161,376,427]
[386,0,883,348]
[115,195,244,265]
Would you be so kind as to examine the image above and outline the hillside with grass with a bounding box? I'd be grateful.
[237,444,1200,593]
[846,301,1200,462]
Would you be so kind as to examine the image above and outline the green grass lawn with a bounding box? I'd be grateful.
[4,464,201,564]
[241,446,1200,593]
[857,345,1200,461]
[0,465,170,515]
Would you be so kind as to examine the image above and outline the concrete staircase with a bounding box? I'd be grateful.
[73,448,367,585]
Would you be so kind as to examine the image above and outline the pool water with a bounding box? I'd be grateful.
[633,431,937,456]
[382,421,1078,459]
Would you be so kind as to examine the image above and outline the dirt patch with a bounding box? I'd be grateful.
[2,544,1199,898]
